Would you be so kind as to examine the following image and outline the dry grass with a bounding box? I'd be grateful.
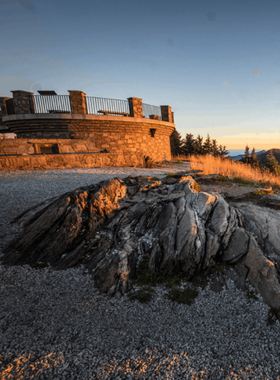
[174,154,280,188]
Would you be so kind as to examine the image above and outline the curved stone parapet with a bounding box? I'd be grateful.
[2,114,175,161]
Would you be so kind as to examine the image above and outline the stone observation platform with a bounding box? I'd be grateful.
[0,90,175,171]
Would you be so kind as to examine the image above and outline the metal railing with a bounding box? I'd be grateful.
[142,103,162,120]
[86,96,130,116]
[31,95,164,120]
[33,95,71,114]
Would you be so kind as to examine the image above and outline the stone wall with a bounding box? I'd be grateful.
[0,138,97,156]
[2,114,175,161]
[0,152,144,171]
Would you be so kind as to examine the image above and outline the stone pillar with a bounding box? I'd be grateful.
[0,97,11,128]
[12,90,34,114]
[128,97,143,118]
[0,97,10,117]
[160,105,173,122]
[68,91,87,114]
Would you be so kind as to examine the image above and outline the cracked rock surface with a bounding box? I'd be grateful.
[1,168,280,379]
[3,174,280,309]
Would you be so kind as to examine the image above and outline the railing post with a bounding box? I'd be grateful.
[68,90,87,114]
[128,97,143,118]
[160,105,173,122]
[11,90,34,114]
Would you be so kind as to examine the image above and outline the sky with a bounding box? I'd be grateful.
[1,0,280,149]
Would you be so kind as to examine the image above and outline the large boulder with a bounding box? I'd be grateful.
[3,175,280,308]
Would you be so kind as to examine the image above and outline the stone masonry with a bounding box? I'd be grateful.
[128,97,143,118]
[0,97,11,128]
[0,90,175,170]
[68,91,87,114]
[160,105,173,122]
[12,90,34,114]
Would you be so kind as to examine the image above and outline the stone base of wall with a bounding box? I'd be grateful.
[0,138,98,156]
[2,114,175,161]
[0,152,145,171]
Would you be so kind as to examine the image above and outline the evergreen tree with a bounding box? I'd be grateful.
[211,139,219,156]
[183,133,195,156]
[243,145,250,163]
[193,134,204,155]
[251,147,258,166]
[218,145,229,158]
[203,134,212,155]
[170,129,183,156]
[266,151,280,175]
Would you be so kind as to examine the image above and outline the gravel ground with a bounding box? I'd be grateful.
[1,166,280,380]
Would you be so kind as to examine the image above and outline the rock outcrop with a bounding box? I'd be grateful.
[3,175,280,308]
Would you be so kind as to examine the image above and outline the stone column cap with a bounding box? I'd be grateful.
[127,97,142,101]
[160,105,171,108]
[68,90,87,96]
[11,90,34,95]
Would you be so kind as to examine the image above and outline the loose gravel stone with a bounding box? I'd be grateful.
[1,166,280,379]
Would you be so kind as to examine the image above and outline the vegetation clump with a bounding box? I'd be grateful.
[128,255,209,305]
[267,307,280,326]
[170,129,229,158]
[245,285,259,301]
[167,287,199,305]
[31,262,48,269]
[252,189,274,196]
[128,286,153,304]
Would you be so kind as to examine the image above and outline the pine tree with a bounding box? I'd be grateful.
[266,151,280,175]
[211,139,219,156]
[194,135,204,155]
[218,145,229,159]
[244,145,250,164]
[170,129,183,156]
[251,147,258,166]
[183,133,195,156]
[203,134,212,155]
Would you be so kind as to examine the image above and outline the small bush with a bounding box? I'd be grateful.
[167,287,199,305]
[245,286,258,301]
[211,263,231,274]
[252,189,274,196]
[267,307,280,325]
[31,262,48,269]
[128,287,153,304]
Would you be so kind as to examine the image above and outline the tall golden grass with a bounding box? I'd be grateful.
[175,154,280,187]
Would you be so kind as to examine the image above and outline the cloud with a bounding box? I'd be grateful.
[0,75,41,96]
[254,67,259,75]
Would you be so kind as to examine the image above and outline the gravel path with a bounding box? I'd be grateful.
[1,166,280,379]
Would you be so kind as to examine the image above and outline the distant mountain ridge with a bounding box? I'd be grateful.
[257,149,280,165]
[231,150,266,162]
[230,149,280,165]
